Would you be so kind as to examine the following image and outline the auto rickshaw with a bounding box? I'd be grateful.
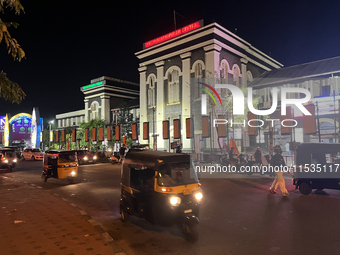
[0,148,17,171]
[42,150,78,183]
[293,143,340,195]
[120,151,202,242]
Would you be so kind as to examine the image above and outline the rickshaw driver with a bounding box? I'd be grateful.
[139,168,155,189]
[229,147,239,164]
[254,147,262,164]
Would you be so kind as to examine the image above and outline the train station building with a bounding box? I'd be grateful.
[54,20,340,155]
[135,20,283,152]
[55,76,140,129]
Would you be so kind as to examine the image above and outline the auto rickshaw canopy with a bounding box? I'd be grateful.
[124,151,190,168]
[296,143,340,165]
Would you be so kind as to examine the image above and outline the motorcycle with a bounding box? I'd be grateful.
[243,154,274,177]
[219,153,247,170]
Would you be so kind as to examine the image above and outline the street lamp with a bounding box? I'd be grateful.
[49,120,54,148]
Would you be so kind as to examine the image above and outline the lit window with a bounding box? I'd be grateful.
[194,63,203,99]
[247,71,253,84]
[233,66,240,87]
[90,101,99,120]
[168,70,179,104]
[221,62,229,98]
[148,76,155,107]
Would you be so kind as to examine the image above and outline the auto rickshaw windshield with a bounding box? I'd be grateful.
[157,162,198,187]
[58,152,77,163]
[0,150,14,158]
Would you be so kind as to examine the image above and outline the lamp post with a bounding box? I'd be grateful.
[111,109,119,152]
[153,107,156,151]
[49,120,54,148]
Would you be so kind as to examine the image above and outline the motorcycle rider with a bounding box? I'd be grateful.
[254,147,262,164]
[229,147,239,164]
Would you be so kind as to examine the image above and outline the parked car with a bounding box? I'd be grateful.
[21,148,44,160]
[72,150,96,165]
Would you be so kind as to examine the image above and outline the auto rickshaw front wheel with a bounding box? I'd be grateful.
[120,206,129,222]
[182,223,199,243]
[7,166,12,172]
[299,182,312,195]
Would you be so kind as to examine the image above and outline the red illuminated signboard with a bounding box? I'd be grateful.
[144,20,203,49]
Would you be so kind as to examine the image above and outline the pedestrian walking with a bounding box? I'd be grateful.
[269,145,289,196]
[119,144,126,162]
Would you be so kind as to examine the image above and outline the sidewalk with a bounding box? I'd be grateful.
[0,176,122,255]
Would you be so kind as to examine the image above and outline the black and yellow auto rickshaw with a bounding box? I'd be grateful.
[293,143,340,195]
[42,150,78,183]
[120,151,202,242]
[0,148,17,171]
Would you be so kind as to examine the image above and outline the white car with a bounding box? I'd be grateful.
[21,148,44,160]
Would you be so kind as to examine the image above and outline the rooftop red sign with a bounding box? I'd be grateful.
[144,20,203,49]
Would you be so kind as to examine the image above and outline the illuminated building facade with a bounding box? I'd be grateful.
[250,56,340,151]
[135,20,282,152]
[1,112,43,148]
[56,76,140,129]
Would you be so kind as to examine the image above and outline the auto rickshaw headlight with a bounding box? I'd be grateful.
[93,156,97,160]
[195,192,203,202]
[84,156,88,160]
[13,158,17,163]
[169,196,181,206]
[4,159,8,163]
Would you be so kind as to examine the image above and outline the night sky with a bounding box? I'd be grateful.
[1,0,340,123]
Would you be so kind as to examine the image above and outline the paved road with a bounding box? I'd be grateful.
[3,160,340,255]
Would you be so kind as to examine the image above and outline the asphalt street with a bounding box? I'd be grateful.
[2,160,340,255]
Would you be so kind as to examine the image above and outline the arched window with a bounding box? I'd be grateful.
[90,101,99,120]
[194,63,203,99]
[220,61,229,98]
[195,63,203,78]
[148,76,155,107]
[233,65,240,87]
[168,70,179,104]
[247,71,253,84]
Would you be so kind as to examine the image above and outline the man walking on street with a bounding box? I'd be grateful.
[119,144,126,162]
[269,145,289,196]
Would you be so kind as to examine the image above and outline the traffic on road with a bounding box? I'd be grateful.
[2,148,340,255]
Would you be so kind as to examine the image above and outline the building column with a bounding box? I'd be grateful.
[241,58,248,88]
[139,66,147,144]
[180,52,191,151]
[84,99,89,122]
[204,44,221,152]
[100,95,110,122]
[204,44,221,79]
[155,61,165,151]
